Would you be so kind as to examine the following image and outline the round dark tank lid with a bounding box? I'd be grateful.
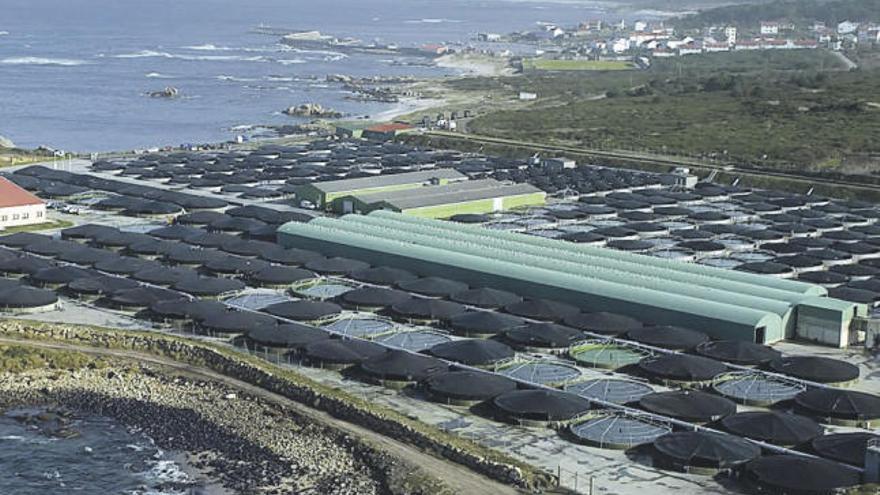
[563,312,642,335]
[349,266,417,286]
[795,388,880,421]
[735,262,794,275]
[638,354,727,382]
[247,323,330,348]
[304,256,370,276]
[304,338,387,365]
[695,340,781,366]
[743,455,860,494]
[560,231,606,244]
[504,299,579,322]
[769,356,859,384]
[448,311,526,336]
[427,339,514,366]
[719,411,823,446]
[773,255,824,269]
[263,300,342,321]
[625,325,709,351]
[811,432,880,466]
[673,229,715,240]
[424,371,517,403]
[449,213,490,224]
[653,431,760,469]
[492,389,590,422]
[360,350,448,382]
[828,286,878,304]
[797,271,849,285]
[606,239,653,251]
[638,390,736,423]
[502,322,584,348]
[390,298,467,321]
[450,287,521,309]
[397,276,468,298]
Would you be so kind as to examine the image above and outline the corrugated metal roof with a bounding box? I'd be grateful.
[370,210,824,297]
[309,169,466,193]
[351,179,544,210]
[278,219,784,335]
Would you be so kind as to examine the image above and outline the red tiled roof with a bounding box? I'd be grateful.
[0,177,44,208]
[366,123,414,133]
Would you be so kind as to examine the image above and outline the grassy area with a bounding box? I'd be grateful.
[443,50,880,176]
[0,344,108,373]
[0,154,48,168]
[522,58,635,72]
[0,219,74,234]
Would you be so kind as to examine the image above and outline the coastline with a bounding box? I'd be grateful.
[0,362,416,495]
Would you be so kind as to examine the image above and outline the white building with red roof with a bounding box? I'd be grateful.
[0,177,46,229]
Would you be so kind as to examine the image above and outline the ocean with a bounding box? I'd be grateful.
[0,408,201,495]
[0,0,617,152]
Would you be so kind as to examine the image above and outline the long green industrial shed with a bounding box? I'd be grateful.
[368,211,822,297]
[277,214,813,343]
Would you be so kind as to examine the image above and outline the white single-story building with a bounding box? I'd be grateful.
[0,177,47,230]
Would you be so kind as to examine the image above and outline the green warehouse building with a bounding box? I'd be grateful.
[333,179,547,218]
[294,169,466,210]
[278,211,865,346]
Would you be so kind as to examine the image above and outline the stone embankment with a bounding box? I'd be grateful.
[0,319,549,490]
[0,366,392,494]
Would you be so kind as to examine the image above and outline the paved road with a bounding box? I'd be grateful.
[0,337,522,495]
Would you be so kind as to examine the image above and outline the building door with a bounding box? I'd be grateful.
[343,200,354,214]
[754,327,766,344]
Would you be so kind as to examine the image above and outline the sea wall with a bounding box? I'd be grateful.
[0,319,549,490]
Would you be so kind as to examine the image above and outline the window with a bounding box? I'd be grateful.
[0,215,6,222]
[12,214,19,220]
[36,211,43,218]
[21,213,28,220]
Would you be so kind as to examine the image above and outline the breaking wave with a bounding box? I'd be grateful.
[405,18,462,24]
[113,50,265,62]
[1,56,89,66]
[145,72,174,79]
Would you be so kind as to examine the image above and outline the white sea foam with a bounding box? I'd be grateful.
[0,31,9,36]
[276,58,306,65]
[405,18,461,24]
[113,50,266,62]
[1,56,89,66]
[145,72,174,79]
[0,435,25,441]
[216,74,260,82]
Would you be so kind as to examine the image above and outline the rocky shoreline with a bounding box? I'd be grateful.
[0,364,425,495]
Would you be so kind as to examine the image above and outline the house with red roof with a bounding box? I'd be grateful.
[362,123,415,141]
[0,176,46,229]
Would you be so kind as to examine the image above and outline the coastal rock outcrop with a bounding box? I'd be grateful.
[148,86,179,98]
[283,103,342,118]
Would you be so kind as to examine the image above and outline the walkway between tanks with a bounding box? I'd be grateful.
[0,336,521,495]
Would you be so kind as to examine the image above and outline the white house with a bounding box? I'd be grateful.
[611,38,631,53]
[838,21,859,34]
[760,22,779,35]
[519,92,538,101]
[724,26,737,45]
[0,177,47,230]
[633,20,648,32]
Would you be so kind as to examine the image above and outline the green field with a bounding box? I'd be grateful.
[522,58,635,72]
